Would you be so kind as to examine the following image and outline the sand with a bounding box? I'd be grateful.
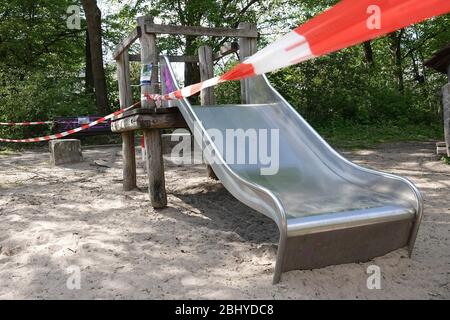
[0,141,449,299]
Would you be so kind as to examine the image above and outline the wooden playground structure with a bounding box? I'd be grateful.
[111,16,257,208]
[110,17,424,285]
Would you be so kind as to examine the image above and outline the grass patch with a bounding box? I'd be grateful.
[1,123,444,152]
[316,122,443,149]
[0,148,18,155]
[441,155,450,165]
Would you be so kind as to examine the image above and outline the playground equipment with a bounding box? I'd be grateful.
[425,44,450,157]
[112,17,423,283]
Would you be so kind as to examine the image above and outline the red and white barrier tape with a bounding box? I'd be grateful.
[0,121,54,126]
[0,120,114,126]
[144,0,450,102]
[0,102,140,143]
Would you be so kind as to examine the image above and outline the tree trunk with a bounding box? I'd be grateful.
[363,41,375,66]
[85,31,94,94]
[389,30,404,93]
[81,0,110,114]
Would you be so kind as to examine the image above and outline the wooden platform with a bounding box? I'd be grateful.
[111,107,188,133]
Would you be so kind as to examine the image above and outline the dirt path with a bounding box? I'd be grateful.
[0,141,448,299]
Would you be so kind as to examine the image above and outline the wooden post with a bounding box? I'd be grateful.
[198,45,218,180]
[443,84,450,157]
[198,45,216,105]
[238,22,257,104]
[138,16,167,208]
[116,51,136,191]
[447,64,450,83]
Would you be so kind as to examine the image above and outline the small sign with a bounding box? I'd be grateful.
[77,117,90,125]
[141,63,153,85]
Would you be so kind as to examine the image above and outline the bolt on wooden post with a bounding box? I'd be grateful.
[137,16,167,208]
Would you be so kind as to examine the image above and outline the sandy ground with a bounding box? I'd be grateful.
[0,141,449,299]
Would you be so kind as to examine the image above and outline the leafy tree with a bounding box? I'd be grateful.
[0,0,94,140]
[1,0,449,145]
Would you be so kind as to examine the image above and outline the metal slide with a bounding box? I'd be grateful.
[160,56,423,284]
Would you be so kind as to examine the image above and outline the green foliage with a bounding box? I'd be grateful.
[1,0,449,149]
[317,122,443,149]
[0,0,93,140]
[267,11,449,132]
[442,155,450,165]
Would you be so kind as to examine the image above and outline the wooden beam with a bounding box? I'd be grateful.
[138,17,159,109]
[121,132,136,190]
[129,54,199,63]
[117,51,137,191]
[238,23,257,104]
[144,129,167,208]
[128,42,239,63]
[112,27,141,60]
[110,112,188,132]
[198,46,216,106]
[137,16,167,209]
[144,23,258,38]
[129,52,238,63]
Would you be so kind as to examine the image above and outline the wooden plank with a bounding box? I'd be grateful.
[117,51,137,191]
[129,54,199,63]
[144,23,258,38]
[129,49,238,63]
[112,27,141,60]
[118,107,182,117]
[110,113,188,132]
[238,23,257,104]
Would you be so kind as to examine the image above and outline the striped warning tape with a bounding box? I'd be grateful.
[0,121,54,126]
[0,102,140,143]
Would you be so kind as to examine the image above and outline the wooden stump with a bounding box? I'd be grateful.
[49,139,83,166]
